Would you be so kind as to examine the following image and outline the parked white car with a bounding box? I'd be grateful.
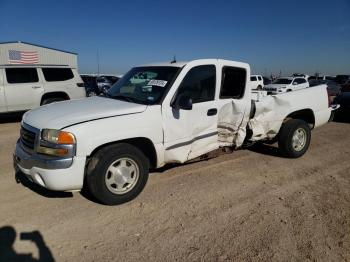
[250,75,264,90]
[292,73,310,80]
[0,66,86,113]
[14,59,334,205]
[264,77,309,93]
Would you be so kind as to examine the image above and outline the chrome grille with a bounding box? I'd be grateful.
[20,126,36,149]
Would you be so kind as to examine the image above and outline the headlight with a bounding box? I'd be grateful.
[37,129,75,156]
[41,129,76,144]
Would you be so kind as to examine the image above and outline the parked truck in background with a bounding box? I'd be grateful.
[14,59,334,205]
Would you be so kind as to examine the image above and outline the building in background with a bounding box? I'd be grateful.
[0,41,77,68]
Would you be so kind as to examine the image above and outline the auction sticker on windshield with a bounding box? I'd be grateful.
[148,79,168,87]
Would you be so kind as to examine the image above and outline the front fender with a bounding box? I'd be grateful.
[63,106,163,157]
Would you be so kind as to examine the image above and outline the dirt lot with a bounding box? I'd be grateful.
[0,118,349,261]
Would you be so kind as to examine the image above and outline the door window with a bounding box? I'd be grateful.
[5,68,39,84]
[293,78,306,85]
[42,68,74,82]
[220,67,246,99]
[298,78,306,84]
[176,65,216,103]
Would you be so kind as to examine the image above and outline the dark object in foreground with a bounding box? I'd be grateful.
[0,226,54,262]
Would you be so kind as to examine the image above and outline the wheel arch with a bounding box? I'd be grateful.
[41,92,70,105]
[283,109,315,129]
[87,137,158,169]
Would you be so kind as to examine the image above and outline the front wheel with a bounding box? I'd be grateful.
[278,119,311,158]
[85,143,149,205]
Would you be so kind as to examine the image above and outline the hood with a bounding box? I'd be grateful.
[23,97,147,129]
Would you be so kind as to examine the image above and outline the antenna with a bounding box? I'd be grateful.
[170,55,177,64]
[97,49,100,76]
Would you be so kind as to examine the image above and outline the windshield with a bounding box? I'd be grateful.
[107,66,181,105]
[272,78,292,84]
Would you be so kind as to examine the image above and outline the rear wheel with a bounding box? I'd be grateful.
[86,143,149,205]
[41,97,66,105]
[278,119,311,158]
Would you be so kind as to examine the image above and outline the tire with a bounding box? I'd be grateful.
[85,143,149,205]
[278,119,311,158]
[257,85,262,90]
[41,97,66,105]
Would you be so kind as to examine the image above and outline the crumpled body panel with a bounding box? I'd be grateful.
[248,95,291,141]
[217,101,250,148]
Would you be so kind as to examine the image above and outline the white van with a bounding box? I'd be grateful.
[0,65,86,113]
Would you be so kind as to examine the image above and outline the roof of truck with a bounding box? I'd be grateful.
[139,61,188,67]
[140,59,249,69]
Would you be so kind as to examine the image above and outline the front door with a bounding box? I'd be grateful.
[4,67,43,112]
[162,64,219,163]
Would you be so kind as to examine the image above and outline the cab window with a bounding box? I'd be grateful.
[220,67,246,99]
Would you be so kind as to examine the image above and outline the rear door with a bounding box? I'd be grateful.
[216,64,251,147]
[258,76,264,87]
[41,67,85,99]
[4,67,43,111]
[293,78,308,90]
[250,76,257,89]
[0,69,7,112]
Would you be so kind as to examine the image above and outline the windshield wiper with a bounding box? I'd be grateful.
[108,94,147,104]
[108,94,136,103]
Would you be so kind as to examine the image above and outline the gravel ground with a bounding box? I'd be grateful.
[0,118,349,261]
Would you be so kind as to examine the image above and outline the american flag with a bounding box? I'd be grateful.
[8,50,39,64]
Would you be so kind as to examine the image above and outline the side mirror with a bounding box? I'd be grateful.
[173,94,192,110]
[293,82,298,85]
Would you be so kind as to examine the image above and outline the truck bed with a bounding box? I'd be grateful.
[248,85,332,141]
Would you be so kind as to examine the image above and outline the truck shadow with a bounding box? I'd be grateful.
[248,143,283,158]
[333,112,350,124]
[15,171,73,198]
[0,112,24,124]
[0,226,55,262]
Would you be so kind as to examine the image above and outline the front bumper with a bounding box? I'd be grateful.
[15,139,74,170]
[14,140,86,191]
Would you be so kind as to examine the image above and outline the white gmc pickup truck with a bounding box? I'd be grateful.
[14,59,334,205]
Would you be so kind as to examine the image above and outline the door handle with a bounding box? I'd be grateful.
[207,108,217,116]
[32,86,42,89]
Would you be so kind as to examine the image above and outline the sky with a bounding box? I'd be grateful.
[0,0,349,76]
